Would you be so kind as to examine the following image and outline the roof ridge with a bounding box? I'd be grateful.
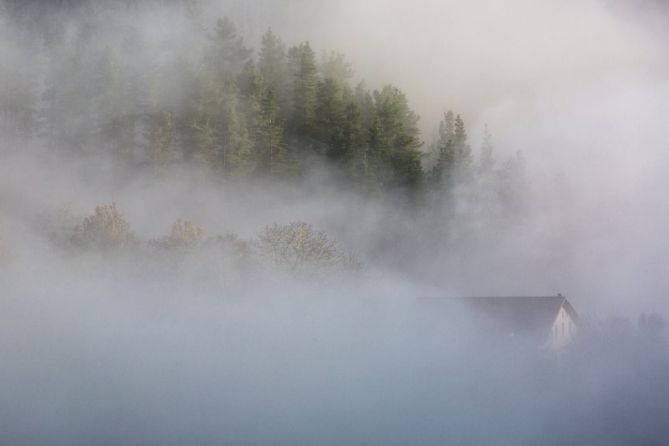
[422,295,565,300]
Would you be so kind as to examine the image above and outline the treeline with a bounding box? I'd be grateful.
[51,202,361,281]
[0,4,524,205]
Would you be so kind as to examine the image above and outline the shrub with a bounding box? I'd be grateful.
[256,221,354,276]
[150,219,205,252]
[70,203,139,252]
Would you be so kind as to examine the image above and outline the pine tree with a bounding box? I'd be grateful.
[220,87,254,176]
[207,17,253,82]
[289,42,319,137]
[149,110,176,169]
[259,28,285,85]
[339,101,366,169]
[452,114,472,180]
[443,110,455,141]
[189,77,254,175]
[258,28,291,119]
[185,18,256,175]
[188,61,225,166]
[255,89,289,177]
[431,111,455,187]
[371,85,423,191]
[320,51,353,86]
[430,111,471,192]
[453,115,469,156]
[314,77,345,159]
[354,82,375,130]
[96,48,136,162]
[368,115,388,182]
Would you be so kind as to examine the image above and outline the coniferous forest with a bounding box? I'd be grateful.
[0,2,525,211]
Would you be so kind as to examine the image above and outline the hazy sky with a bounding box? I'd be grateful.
[218,0,668,131]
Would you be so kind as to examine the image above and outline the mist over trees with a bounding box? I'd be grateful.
[0,0,532,285]
[0,0,531,292]
[0,1,524,214]
[2,2,669,445]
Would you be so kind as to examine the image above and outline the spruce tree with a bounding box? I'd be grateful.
[431,111,471,192]
[320,51,353,86]
[148,111,176,169]
[96,49,135,162]
[207,17,253,82]
[258,28,291,118]
[289,42,319,137]
[255,89,288,177]
[315,77,345,159]
[372,85,423,191]
[431,111,455,187]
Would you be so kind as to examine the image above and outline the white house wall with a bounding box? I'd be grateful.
[550,306,577,349]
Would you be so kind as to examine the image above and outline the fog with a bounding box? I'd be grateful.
[225,0,669,313]
[1,0,669,444]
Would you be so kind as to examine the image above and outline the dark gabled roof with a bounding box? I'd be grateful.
[420,295,578,339]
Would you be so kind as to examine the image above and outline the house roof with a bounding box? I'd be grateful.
[420,295,578,339]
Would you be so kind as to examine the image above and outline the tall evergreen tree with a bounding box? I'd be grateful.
[431,111,472,192]
[314,77,345,158]
[320,51,353,86]
[354,82,375,130]
[452,114,472,180]
[96,48,136,162]
[258,28,291,119]
[207,17,253,81]
[220,87,254,175]
[289,42,319,138]
[256,89,289,177]
[371,85,423,191]
[148,110,176,168]
[339,101,366,168]
[431,111,455,187]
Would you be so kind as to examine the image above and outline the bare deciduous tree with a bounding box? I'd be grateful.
[256,221,352,276]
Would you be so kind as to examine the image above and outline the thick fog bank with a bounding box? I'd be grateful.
[2,153,669,443]
[2,280,668,445]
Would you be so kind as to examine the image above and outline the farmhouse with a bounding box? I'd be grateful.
[422,295,579,349]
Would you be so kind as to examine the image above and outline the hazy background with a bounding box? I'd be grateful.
[1,1,669,444]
